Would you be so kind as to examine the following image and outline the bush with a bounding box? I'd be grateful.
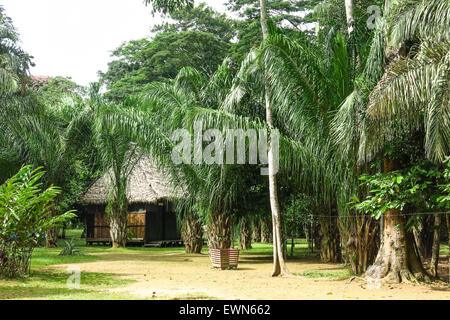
[0,166,75,278]
[59,238,80,256]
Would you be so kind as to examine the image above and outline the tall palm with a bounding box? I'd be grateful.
[334,0,449,164]
[363,0,449,283]
[102,61,250,249]
[64,86,146,248]
[0,6,32,95]
[225,16,358,268]
[94,103,144,248]
[0,94,86,247]
[362,38,449,163]
[259,0,290,276]
[333,0,449,282]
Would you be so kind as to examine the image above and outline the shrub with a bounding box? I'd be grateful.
[0,166,75,278]
[59,238,80,256]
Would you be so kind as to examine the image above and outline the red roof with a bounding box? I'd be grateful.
[30,75,51,88]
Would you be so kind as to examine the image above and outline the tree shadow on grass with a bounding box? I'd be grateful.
[0,269,136,300]
[0,285,96,300]
[86,252,210,264]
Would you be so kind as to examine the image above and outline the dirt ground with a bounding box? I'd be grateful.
[50,250,450,300]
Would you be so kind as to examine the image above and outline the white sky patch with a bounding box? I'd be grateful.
[1,1,309,86]
[1,0,228,86]
[2,0,161,85]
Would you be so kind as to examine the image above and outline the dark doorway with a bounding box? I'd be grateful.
[145,204,164,242]
[164,211,179,240]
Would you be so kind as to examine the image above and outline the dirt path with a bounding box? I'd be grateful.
[51,251,450,300]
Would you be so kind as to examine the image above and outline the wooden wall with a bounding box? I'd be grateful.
[84,201,180,243]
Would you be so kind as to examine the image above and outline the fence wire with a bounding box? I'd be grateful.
[308,212,450,219]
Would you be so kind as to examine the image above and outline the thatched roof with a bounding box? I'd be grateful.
[80,153,180,205]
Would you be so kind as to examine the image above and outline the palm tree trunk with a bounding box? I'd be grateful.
[109,211,128,248]
[261,217,272,243]
[385,0,392,12]
[182,213,203,254]
[339,215,379,274]
[290,238,295,257]
[252,219,262,243]
[61,222,66,239]
[107,194,128,248]
[429,215,441,277]
[260,0,290,277]
[304,223,311,251]
[344,0,354,36]
[206,212,232,249]
[319,216,341,263]
[239,217,252,250]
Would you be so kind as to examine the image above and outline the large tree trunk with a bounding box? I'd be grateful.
[207,212,232,249]
[366,209,429,282]
[252,219,262,243]
[429,214,441,277]
[239,217,252,250]
[319,216,341,263]
[365,159,430,283]
[182,213,203,254]
[260,0,290,277]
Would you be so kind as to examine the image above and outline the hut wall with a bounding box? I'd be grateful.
[94,212,110,239]
[84,201,180,243]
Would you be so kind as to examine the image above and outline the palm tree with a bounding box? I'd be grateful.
[0,6,32,95]
[101,61,253,251]
[362,39,449,164]
[139,0,350,273]
[361,0,449,283]
[259,0,290,276]
[94,103,144,248]
[0,94,85,247]
[67,86,146,248]
[226,15,359,269]
[333,0,449,282]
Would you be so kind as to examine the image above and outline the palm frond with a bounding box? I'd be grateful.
[361,39,450,163]
[388,0,450,48]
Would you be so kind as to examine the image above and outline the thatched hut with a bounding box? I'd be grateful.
[80,154,181,246]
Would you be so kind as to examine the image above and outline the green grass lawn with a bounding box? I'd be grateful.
[0,229,140,300]
[0,231,320,300]
[0,270,137,300]
[1,229,448,300]
[301,269,352,279]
